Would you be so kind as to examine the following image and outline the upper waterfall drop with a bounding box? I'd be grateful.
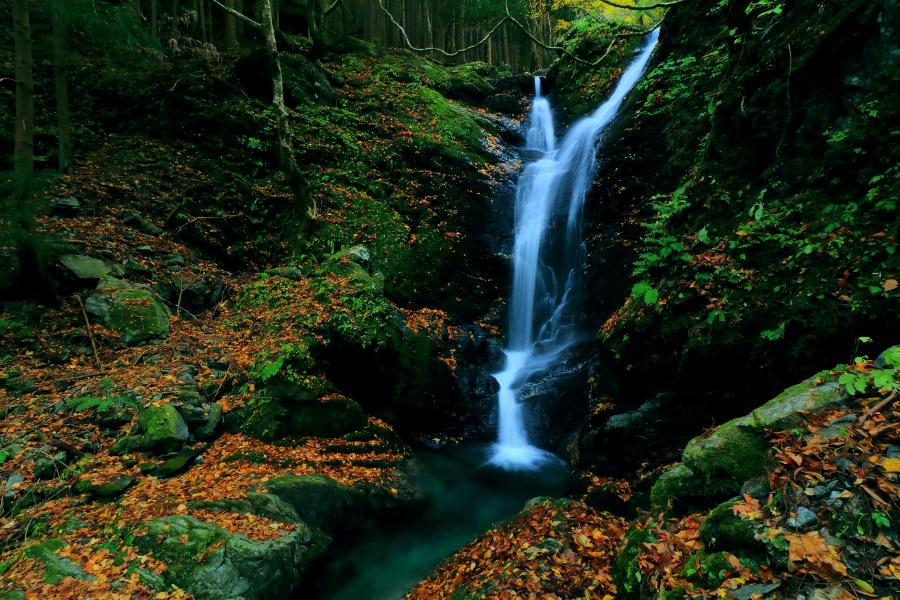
[525,76,556,153]
[489,29,660,471]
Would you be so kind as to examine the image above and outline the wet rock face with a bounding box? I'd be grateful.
[520,347,593,454]
[451,324,505,439]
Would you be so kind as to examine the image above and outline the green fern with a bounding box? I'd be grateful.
[66,393,138,414]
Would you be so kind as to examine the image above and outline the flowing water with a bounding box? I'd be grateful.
[490,29,661,470]
[310,29,660,599]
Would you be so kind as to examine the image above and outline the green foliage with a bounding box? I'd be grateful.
[599,0,900,383]
[66,380,138,414]
[631,282,659,306]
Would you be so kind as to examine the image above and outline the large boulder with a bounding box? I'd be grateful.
[266,474,358,531]
[134,515,327,599]
[651,374,848,511]
[139,403,189,453]
[285,396,366,438]
[85,276,170,345]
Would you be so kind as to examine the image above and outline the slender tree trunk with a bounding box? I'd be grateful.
[225,0,237,48]
[53,0,72,174]
[259,0,313,220]
[199,0,207,40]
[13,0,34,203]
[151,0,159,36]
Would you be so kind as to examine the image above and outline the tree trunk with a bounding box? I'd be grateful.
[13,0,34,203]
[151,0,159,37]
[199,0,207,40]
[225,0,238,48]
[53,0,72,174]
[259,0,313,221]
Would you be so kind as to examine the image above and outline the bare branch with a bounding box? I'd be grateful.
[376,0,662,67]
[596,0,685,9]
[324,0,343,15]
[209,0,261,29]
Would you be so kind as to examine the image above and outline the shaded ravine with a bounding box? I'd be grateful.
[306,444,568,600]
[308,29,661,599]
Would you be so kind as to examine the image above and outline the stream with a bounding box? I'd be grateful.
[308,444,568,600]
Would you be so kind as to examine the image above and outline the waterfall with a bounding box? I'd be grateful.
[489,29,660,470]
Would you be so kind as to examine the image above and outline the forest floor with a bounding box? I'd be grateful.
[406,371,900,600]
[0,41,526,597]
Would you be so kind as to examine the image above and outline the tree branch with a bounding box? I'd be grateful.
[596,0,685,10]
[209,0,261,29]
[376,0,662,67]
[324,0,343,15]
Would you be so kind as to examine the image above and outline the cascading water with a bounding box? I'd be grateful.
[489,29,660,470]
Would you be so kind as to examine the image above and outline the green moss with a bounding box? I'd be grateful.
[22,539,93,585]
[682,419,771,494]
[85,277,169,345]
[266,474,358,531]
[650,463,701,512]
[612,523,653,599]
[138,403,188,453]
[683,550,733,587]
[700,498,764,553]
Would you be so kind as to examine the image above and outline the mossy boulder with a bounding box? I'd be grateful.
[266,474,358,531]
[651,375,848,511]
[22,538,93,584]
[139,403,189,453]
[109,434,145,455]
[134,515,327,599]
[700,498,764,553]
[285,397,366,438]
[85,276,169,345]
[188,493,300,524]
[155,449,198,478]
[73,476,135,499]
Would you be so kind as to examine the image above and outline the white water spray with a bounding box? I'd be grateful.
[489,29,660,470]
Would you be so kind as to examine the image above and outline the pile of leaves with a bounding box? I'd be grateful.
[620,382,899,599]
[407,499,626,600]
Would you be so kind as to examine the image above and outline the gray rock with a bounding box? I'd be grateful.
[194,403,222,440]
[787,506,817,528]
[740,476,770,499]
[730,582,782,600]
[59,254,116,281]
[49,197,80,215]
[651,374,849,510]
[816,413,857,441]
[123,211,163,236]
